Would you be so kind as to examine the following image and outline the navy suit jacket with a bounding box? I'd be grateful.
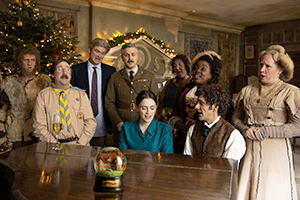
[71,61,116,129]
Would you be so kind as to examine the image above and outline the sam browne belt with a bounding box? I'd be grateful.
[118,102,136,111]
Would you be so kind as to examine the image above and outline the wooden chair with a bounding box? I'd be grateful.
[247,75,259,85]
[234,75,247,93]
[0,159,27,200]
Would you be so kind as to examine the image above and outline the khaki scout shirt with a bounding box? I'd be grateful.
[105,67,159,128]
[33,87,96,145]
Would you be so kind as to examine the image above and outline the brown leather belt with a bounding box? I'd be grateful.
[118,102,136,111]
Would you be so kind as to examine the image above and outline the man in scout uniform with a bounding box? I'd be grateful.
[105,43,159,146]
[33,59,96,145]
[184,84,245,162]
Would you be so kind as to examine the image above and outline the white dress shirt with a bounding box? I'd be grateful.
[87,61,106,137]
[125,66,138,78]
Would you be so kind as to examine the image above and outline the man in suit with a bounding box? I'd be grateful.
[105,42,159,146]
[71,38,116,147]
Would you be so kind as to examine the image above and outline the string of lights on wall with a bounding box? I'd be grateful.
[107,28,176,57]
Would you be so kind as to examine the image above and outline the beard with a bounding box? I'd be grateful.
[19,66,36,77]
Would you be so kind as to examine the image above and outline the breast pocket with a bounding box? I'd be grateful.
[116,82,130,99]
[45,98,59,117]
[70,96,81,116]
[70,95,84,132]
[136,81,151,92]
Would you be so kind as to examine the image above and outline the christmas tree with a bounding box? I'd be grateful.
[0,0,82,78]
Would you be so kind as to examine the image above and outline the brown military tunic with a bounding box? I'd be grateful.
[105,67,159,128]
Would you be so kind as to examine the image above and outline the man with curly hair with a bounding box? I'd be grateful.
[184,84,245,162]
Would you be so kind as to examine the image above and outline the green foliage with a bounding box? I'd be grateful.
[0,0,82,78]
[107,28,176,56]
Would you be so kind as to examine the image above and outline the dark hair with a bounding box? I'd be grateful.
[192,54,222,84]
[170,54,191,75]
[88,38,110,53]
[136,90,157,106]
[50,59,70,74]
[121,43,138,54]
[195,84,230,116]
[13,45,41,72]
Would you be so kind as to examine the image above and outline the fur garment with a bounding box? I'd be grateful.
[0,74,51,142]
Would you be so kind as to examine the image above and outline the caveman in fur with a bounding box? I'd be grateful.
[0,45,51,152]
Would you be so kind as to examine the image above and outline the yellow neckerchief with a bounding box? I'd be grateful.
[51,83,72,132]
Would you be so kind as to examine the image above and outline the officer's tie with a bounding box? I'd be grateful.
[129,70,134,81]
[51,83,72,132]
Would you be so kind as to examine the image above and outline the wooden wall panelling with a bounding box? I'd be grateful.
[239,19,300,87]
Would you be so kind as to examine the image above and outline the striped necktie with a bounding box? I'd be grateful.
[51,83,72,132]
[91,67,98,117]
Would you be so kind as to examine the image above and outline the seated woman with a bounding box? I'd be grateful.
[119,90,173,153]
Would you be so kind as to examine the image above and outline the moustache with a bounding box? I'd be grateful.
[60,75,69,79]
[127,60,134,63]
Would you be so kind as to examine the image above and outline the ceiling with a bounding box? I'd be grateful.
[2,0,300,32]
[88,0,300,32]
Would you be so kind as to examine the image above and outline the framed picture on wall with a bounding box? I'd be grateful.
[245,45,254,59]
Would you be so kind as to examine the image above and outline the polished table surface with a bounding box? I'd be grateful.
[0,142,237,200]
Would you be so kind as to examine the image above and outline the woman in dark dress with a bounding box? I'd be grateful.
[169,51,223,153]
[157,54,191,122]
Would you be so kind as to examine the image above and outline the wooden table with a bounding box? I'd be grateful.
[0,142,237,200]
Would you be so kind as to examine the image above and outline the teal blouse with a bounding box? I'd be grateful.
[119,119,173,153]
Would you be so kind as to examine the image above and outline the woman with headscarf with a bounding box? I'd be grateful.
[233,45,300,199]
[169,51,224,153]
